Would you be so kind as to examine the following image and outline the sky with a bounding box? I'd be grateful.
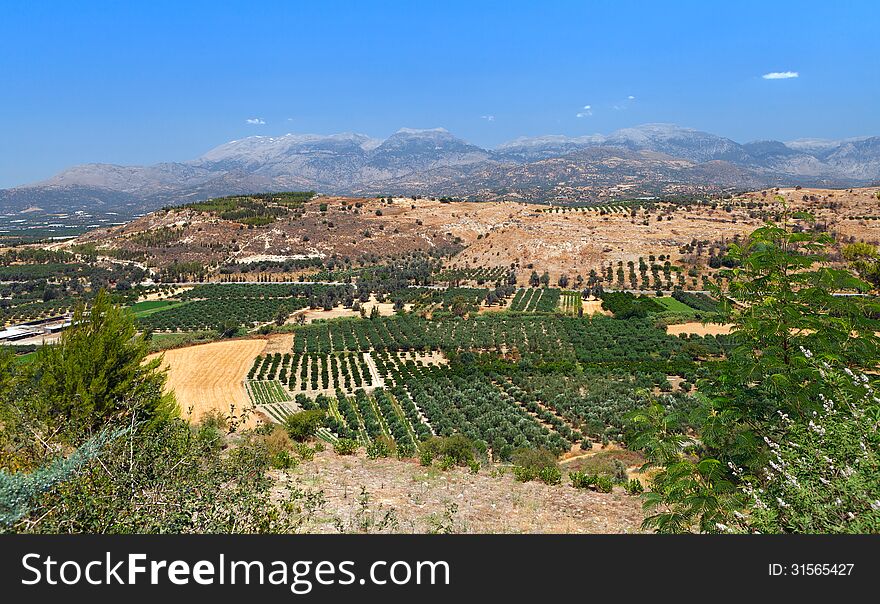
[1,0,878,188]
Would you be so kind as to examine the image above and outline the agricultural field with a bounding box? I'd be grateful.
[558,290,582,315]
[137,283,354,331]
[654,296,696,314]
[509,288,561,312]
[148,338,267,428]
[0,248,146,327]
[434,266,513,285]
[241,310,730,459]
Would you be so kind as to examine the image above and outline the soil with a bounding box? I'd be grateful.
[272,450,645,533]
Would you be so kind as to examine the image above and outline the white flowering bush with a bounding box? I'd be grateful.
[738,360,880,533]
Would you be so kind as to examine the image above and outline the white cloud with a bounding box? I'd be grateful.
[576,105,592,118]
[481,115,495,121]
[762,71,799,80]
[246,118,266,125]
[627,95,635,100]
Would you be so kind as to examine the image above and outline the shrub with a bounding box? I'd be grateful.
[419,449,434,466]
[610,459,628,483]
[625,479,644,495]
[570,471,598,489]
[270,450,298,469]
[293,442,315,461]
[510,447,557,473]
[420,434,476,466]
[261,425,293,457]
[333,438,358,455]
[596,475,614,493]
[437,455,456,471]
[366,436,393,459]
[395,441,416,459]
[284,409,325,442]
[538,466,562,485]
[513,465,536,482]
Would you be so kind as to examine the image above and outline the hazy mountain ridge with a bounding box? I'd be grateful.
[3,124,878,217]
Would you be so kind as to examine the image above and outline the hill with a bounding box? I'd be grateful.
[64,186,880,287]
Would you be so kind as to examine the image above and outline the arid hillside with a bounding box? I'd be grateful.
[67,187,880,285]
[272,449,645,534]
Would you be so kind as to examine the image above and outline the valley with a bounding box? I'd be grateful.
[2,185,878,535]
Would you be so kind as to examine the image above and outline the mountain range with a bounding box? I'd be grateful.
[3,123,879,218]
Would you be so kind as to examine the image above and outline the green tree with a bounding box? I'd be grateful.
[284,410,326,442]
[448,295,470,318]
[842,242,880,291]
[220,320,239,338]
[28,290,176,439]
[630,200,880,533]
[274,305,290,326]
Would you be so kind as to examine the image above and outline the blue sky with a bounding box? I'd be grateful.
[1,0,878,187]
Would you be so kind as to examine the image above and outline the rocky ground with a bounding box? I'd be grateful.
[270,450,645,534]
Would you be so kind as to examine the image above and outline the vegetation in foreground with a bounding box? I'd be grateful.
[630,201,880,533]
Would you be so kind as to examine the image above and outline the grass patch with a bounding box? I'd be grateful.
[13,351,37,365]
[146,330,220,352]
[654,297,696,314]
[129,299,190,318]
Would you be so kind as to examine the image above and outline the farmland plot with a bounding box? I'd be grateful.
[148,338,265,428]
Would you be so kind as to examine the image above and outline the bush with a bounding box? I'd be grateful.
[570,471,598,489]
[333,438,358,455]
[395,441,416,459]
[366,436,394,459]
[610,459,628,483]
[513,465,537,482]
[420,434,477,466]
[596,475,614,493]
[261,425,292,457]
[419,448,434,467]
[270,450,298,469]
[284,409,325,442]
[538,466,562,485]
[510,448,557,473]
[293,442,315,461]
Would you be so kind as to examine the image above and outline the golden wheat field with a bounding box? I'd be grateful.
[149,338,266,428]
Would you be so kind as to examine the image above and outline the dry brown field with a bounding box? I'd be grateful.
[666,322,734,336]
[149,338,266,428]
